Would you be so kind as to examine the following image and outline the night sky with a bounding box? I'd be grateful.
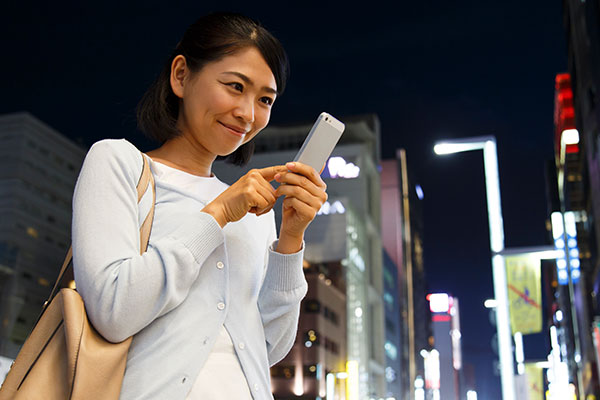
[1,1,568,398]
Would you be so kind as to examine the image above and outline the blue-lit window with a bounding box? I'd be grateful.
[384,341,398,360]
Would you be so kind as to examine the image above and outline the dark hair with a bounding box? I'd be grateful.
[136,12,289,166]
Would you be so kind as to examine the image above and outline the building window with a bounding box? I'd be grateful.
[384,292,394,310]
[324,337,339,355]
[385,317,396,335]
[304,299,321,313]
[270,365,294,379]
[323,306,339,325]
[303,365,317,377]
[384,341,398,360]
[26,227,39,239]
[0,242,18,267]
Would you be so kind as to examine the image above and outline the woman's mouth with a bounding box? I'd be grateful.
[219,121,247,137]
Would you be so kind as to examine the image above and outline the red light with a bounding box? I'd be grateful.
[554,73,578,159]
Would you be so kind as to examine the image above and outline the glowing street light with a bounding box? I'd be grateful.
[434,136,516,400]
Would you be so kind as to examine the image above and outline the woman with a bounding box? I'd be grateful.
[72,12,326,399]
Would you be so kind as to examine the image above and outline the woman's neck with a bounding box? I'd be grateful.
[146,134,216,177]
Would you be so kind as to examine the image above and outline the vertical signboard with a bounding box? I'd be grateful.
[525,363,544,400]
[505,255,542,334]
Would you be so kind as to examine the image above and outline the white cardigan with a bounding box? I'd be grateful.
[71,139,307,399]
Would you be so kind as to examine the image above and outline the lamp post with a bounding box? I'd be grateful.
[556,128,584,397]
[434,136,516,400]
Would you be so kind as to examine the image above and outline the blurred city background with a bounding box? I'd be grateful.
[1,1,599,399]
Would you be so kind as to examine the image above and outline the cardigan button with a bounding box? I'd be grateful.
[216,261,224,269]
[217,302,225,310]
[238,342,245,350]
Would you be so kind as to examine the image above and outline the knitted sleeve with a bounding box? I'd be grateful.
[257,216,308,366]
[72,139,224,343]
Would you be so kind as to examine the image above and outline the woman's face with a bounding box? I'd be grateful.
[173,46,277,158]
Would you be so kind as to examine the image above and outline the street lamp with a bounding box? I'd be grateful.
[434,136,516,400]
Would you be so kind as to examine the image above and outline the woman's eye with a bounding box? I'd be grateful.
[260,96,274,106]
[227,82,244,92]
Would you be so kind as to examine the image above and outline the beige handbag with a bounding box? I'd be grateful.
[0,152,155,400]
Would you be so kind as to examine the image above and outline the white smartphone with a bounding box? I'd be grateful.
[293,112,345,173]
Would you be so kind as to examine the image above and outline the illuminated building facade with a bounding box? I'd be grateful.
[270,264,347,399]
[426,293,463,400]
[214,114,386,398]
[382,250,402,398]
[544,2,600,396]
[0,112,85,358]
[380,152,429,400]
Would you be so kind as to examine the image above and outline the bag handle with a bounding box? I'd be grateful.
[44,152,156,309]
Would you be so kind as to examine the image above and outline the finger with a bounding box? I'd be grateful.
[285,162,326,188]
[256,204,275,216]
[275,171,328,201]
[246,184,277,211]
[254,165,288,182]
[276,184,324,211]
[283,197,318,220]
[247,193,271,214]
[245,169,278,198]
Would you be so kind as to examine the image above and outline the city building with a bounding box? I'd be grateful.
[213,113,387,398]
[382,250,402,399]
[425,293,463,400]
[270,261,347,400]
[0,112,85,358]
[381,151,430,400]
[545,1,600,393]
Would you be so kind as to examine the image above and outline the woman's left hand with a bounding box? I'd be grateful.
[274,162,328,253]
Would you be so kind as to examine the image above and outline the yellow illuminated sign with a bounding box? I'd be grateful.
[346,360,359,400]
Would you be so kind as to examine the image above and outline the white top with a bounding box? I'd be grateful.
[186,326,253,399]
[71,139,307,399]
[150,161,252,400]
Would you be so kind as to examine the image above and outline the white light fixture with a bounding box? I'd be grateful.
[484,299,498,309]
[561,129,580,145]
[414,377,424,388]
[555,310,563,322]
[433,142,484,155]
[514,332,525,375]
[428,293,450,313]
[535,361,551,369]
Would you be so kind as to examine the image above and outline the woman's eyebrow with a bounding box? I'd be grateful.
[221,71,277,95]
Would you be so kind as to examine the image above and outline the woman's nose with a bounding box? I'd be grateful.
[233,97,255,123]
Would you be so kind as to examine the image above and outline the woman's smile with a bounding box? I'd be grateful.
[218,120,248,137]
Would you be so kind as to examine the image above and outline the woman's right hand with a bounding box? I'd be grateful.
[201,166,287,228]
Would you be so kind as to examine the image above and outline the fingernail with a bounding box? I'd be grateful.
[275,173,281,180]
[286,162,295,169]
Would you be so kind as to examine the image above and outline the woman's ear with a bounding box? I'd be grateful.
[170,55,188,99]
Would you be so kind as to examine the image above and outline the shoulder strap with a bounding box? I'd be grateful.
[44,151,155,308]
